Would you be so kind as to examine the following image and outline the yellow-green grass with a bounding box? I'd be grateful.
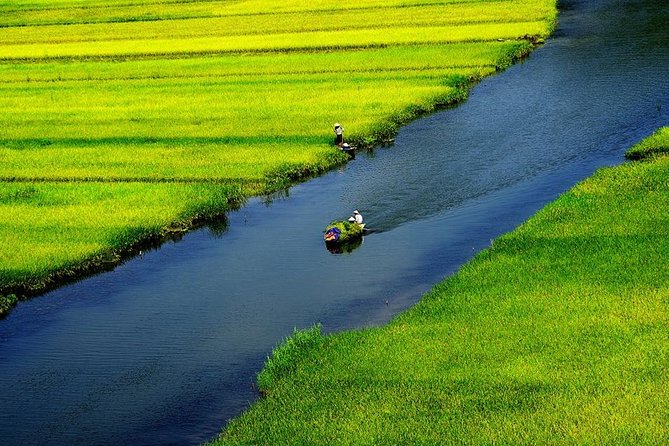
[0,181,241,292]
[213,130,669,445]
[0,140,335,183]
[0,0,555,27]
[0,72,468,140]
[0,43,514,82]
[0,1,554,45]
[0,0,557,312]
[0,0,554,60]
[0,22,551,60]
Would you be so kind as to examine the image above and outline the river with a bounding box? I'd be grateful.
[1,0,667,444]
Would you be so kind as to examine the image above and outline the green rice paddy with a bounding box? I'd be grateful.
[213,128,669,445]
[0,0,557,312]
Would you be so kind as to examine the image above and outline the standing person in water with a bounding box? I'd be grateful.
[334,123,344,146]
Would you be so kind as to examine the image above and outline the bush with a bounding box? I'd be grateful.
[0,294,17,316]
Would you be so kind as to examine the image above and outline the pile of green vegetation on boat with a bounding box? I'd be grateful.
[211,128,669,445]
[323,220,364,244]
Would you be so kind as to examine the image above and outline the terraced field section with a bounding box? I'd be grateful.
[0,0,557,312]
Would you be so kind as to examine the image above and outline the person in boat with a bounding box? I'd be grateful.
[352,210,363,225]
[334,123,344,147]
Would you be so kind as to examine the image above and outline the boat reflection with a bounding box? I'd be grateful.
[325,236,363,254]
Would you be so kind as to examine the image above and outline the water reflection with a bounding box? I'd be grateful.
[325,236,364,255]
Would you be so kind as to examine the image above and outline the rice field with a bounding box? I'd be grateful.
[0,0,557,311]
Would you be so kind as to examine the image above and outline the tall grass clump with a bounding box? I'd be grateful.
[212,131,669,444]
[257,325,325,393]
[625,127,669,160]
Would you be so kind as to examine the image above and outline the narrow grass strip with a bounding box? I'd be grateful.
[0,0,538,27]
[0,141,336,182]
[0,73,464,141]
[0,22,549,60]
[0,2,552,45]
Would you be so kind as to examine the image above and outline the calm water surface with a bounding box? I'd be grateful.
[1,0,668,444]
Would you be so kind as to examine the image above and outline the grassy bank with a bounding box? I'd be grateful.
[213,128,669,444]
[0,0,556,314]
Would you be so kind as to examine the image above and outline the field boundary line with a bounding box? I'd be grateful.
[0,65,494,84]
[3,19,538,45]
[0,40,541,63]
